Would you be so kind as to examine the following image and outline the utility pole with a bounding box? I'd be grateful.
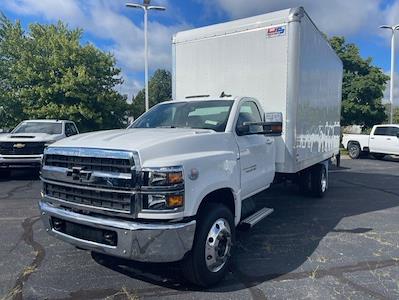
[380,24,399,123]
[126,1,166,112]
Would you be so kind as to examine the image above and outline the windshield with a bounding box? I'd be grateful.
[12,122,62,135]
[130,100,234,132]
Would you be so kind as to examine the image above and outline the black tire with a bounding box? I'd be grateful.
[336,152,341,167]
[310,164,328,198]
[372,153,385,160]
[298,169,312,195]
[181,203,235,287]
[348,142,361,159]
[0,168,10,179]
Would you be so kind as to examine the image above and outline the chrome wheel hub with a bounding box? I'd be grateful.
[349,146,358,157]
[205,218,232,273]
[321,169,327,192]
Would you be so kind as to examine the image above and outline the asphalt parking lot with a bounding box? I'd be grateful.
[1,157,399,300]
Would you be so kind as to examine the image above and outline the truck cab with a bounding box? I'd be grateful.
[39,96,285,285]
[369,125,399,157]
[39,93,333,286]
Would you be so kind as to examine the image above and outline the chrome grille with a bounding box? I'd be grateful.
[41,147,140,217]
[44,181,133,213]
[45,154,132,173]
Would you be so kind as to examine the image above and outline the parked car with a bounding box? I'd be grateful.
[39,7,342,286]
[342,124,399,159]
[0,119,79,176]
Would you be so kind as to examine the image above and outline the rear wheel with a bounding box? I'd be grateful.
[182,203,235,287]
[372,153,385,160]
[348,142,361,159]
[310,164,328,198]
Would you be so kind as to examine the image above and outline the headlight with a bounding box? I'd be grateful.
[141,166,185,211]
[147,167,184,186]
[146,193,184,210]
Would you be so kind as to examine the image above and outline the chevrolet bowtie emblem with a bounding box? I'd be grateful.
[13,143,25,149]
[66,167,92,181]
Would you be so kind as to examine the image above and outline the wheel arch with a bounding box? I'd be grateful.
[347,140,360,148]
[196,187,239,226]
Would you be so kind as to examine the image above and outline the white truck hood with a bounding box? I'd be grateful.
[50,128,236,167]
[0,132,62,142]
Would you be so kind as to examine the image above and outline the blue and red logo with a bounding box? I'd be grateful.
[267,26,286,38]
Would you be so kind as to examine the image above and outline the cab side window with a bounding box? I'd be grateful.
[65,123,78,137]
[236,101,262,134]
[374,126,399,137]
[388,127,399,137]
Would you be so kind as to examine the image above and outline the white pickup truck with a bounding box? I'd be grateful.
[39,7,342,286]
[0,119,79,176]
[342,124,399,159]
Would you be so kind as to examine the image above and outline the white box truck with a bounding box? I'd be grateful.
[39,7,342,286]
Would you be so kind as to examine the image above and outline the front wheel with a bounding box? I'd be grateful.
[182,203,235,287]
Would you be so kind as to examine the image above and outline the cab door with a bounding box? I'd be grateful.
[235,100,275,199]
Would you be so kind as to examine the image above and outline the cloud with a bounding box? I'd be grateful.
[4,0,85,25]
[3,0,189,98]
[116,73,143,102]
[212,0,391,37]
[385,1,399,26]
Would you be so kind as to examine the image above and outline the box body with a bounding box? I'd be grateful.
[172,7,343,173]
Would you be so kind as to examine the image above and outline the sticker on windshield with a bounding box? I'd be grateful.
[267,25,286,38]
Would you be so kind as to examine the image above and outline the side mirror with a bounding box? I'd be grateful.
[262,122,283,136]
[396,133,399,138]
[238,121,283,136]
[264,111,283,136]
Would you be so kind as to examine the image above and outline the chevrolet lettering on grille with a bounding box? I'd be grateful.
[66,166,92,182]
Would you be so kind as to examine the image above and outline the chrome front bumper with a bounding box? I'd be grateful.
[39,201,196,262]
[0,155,42,167]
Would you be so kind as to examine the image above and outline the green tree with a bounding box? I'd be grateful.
[329,36,389,128]
[131,69,172,118]
[391,106,399,124]
[0,14,129,131]
[0,14,26,128]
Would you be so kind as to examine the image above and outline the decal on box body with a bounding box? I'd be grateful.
[267,26,286,38]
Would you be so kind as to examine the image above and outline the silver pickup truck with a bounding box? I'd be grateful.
[0,119,78,176]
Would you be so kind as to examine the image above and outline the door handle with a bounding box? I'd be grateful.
[387,138,391,140]
[370,137,375,139]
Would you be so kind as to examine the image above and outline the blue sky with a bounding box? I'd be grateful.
[2,0,399,102]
